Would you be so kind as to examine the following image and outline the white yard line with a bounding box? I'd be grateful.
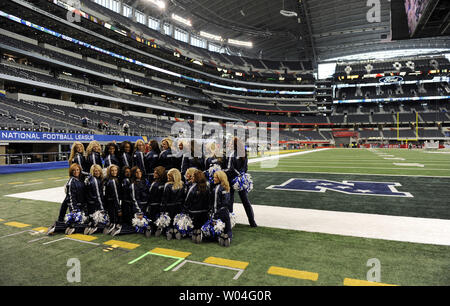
[12,182,43,188]
[248,148,330,165]
[249,170,450,178]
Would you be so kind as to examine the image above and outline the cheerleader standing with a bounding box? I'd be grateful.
[225,137,257,228]
[103,165,122,234]
[185,170,210,244]
[68,142,88,177]
[85,141,103,171]
[159,138,174,170]
[161,168,185,240]
[145,140,160,182]
[187,140,204,171]
[133,139,147,177]
[104,142,120,168]
[47,163,86,235]
[119,141,133,169]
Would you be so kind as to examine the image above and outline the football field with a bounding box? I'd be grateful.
[0,148,449,286]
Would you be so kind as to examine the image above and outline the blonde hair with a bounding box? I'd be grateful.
[162,137,173,150]
[167,168,183,190]
[90,164,104,180]
[214,170,230,192]
[135,139,145,152]
[69,142,84,165]
[185,167,197,180]
[86,141,101,155]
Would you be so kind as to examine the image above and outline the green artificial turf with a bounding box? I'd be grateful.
[0,149,449,286]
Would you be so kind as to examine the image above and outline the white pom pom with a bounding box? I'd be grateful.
[92,210,109,225]
[132,216,149,228]
[174,213,193,232]
[213,219,225,234]
[155,213,171,229]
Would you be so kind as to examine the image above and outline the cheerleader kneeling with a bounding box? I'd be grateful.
[203,170,233,247]
[47,163,89,235]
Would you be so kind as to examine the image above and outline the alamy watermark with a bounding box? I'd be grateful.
[170,115,280,168]
[66,0,82,23]
[366,258,381,282]
[67,258,81,283]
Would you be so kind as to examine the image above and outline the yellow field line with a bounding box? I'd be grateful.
[8,182,24,185]
[267,266,319,281]
[4,221,31,228]
[66,234,98,242]
[150,247,191,259]
[29,179,43,182]
[104,240,140,250]
[343,278,398,286]
[203,257,249,270]
[32,227,49,233]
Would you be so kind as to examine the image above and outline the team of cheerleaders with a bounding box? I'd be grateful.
[47,137,257,247]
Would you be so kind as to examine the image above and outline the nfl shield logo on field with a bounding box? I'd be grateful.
[266,178,413,198]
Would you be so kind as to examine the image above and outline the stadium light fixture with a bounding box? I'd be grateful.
[171,13,192,27]
[200,31,222,41]
[148,0,166,10]
[228,39,253,48]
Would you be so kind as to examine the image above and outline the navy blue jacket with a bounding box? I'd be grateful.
[130,180,149,214]
[119,152,132,169]
[121,177,132,204]
[71,152,88,175]
[145,150,159,176]
[63,176,85,211]
[133,150,147,175]
[224,151,248,181]
[184,183,210,213]
[158,149,173,170]
[104,178,121,212]
[210,184,230,214]
[148,181,165,205]
[161,183,185,211]
[104,154,120,168]
[85,151,103,172]
[84,175,104,211]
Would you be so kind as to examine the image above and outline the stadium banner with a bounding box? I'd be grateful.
[0,90,5,97]
[0,161,68,174]
[0,130,144,143]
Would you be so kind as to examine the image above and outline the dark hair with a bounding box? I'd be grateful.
[149,140,161,154]
[130,166,143,183]
[153,166,167,183]
[120,141,133,153]
[194,170,207,193]
[103,142,118,158]
[122,166,131,176]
